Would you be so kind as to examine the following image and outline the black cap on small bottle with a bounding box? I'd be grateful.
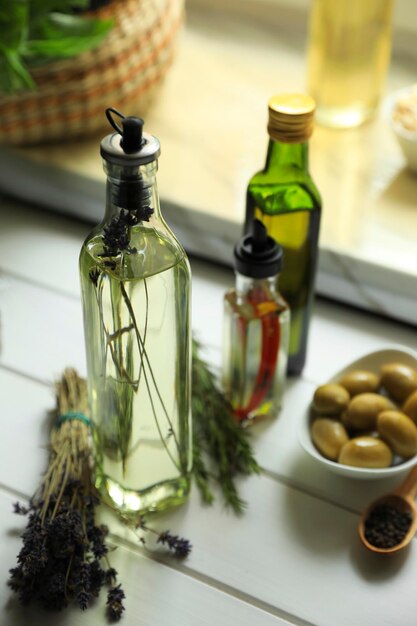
[234,220,283,279]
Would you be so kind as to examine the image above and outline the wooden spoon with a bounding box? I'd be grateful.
[358,465,417,554]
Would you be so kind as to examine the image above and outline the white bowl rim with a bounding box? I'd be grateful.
[298,344,417,479]
[384,84,417,142]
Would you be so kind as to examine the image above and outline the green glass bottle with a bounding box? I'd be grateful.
[245,94,321,375]
[79,109,192,517]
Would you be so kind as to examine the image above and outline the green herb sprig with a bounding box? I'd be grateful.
[0,1,113,94]
[192,338,261,514]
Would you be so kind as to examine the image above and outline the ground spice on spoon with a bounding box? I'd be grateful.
[364,503,412,549]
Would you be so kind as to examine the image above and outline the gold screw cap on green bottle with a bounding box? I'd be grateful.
[268,94,316,144]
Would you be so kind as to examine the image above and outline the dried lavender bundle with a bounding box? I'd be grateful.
[8,368,125,622]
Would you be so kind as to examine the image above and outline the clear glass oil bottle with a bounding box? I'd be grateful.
[223,220,290,424]
[79,111,192,517]
[245,94,321,376]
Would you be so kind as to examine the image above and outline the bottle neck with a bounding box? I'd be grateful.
[103,160,162,223]
[265,137,309,174]
[235,273,279,299]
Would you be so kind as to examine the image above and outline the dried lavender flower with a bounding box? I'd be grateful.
[8,369,124,623]
[13,502,29,515]
[106,584,125,622]
[100,198,153,259]
[135,517,192,559]
[157,531,192,558]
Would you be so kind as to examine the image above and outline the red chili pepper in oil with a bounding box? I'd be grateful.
[222,221,290,424]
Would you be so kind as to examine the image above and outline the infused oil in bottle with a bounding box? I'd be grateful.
[307,0,394,128]
[223,220,290,424]
[79,110,192,516]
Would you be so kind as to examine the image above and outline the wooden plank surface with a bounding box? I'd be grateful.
[3,202,417,626]
[1,201,417,513]
[3,366,417,626]
[0,490,291,626]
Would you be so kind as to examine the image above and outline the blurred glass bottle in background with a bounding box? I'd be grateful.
[245,94,321,376]
[307,0,394,128]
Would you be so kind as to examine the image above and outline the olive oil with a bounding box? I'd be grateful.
[79,111,192,517]
[80,230,191,515]
[245,95,321,375]
[307,0,393,128]
[223,277,290,423]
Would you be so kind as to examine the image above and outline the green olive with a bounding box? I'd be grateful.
[312,384,350,415]
[311,418,349,461]
[343,393,395,431]
[338,370,380,396]
[380,362,417,402]
[403,390,417,425]
[338,436,392,468]
[377,410,417,458]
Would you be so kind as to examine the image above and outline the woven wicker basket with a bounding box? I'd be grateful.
[0,0,184,146]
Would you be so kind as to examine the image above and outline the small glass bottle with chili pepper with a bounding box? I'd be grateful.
[222,219,290,424]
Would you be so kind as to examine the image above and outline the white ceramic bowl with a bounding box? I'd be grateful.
[298,346,417,479]
[385,85,417,173]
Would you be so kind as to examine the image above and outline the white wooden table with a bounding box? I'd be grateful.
[1,199,417,625]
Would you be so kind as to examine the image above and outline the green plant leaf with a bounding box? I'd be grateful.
[48,11,112,37]
[0,48,35,93]
[28,0,90,32]
[30,0,89,11]
[26,0,90,21]
[0,1,28,50]
[0,1,114,94]
[24,13,113,59]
